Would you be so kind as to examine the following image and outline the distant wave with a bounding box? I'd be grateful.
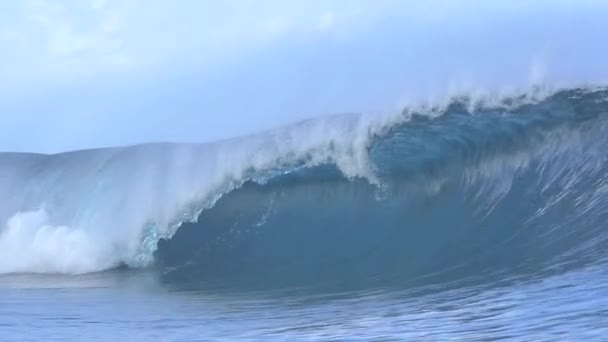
[1,87,608,292]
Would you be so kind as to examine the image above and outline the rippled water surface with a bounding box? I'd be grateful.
[2,264,608,341]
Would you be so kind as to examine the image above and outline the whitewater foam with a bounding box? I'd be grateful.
[0,209,114,274]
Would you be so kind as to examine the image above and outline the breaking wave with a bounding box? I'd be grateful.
[2,86,608,291]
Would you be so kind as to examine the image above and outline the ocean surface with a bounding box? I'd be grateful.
[2,87,608,340]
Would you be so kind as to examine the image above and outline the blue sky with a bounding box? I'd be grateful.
[1,0,608,153]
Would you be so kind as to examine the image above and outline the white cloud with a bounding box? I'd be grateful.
[0,1,394,83]
[0,31,19,41]
[91,0,109,12]
[318,11,335,30]
[100,10,122,34]
[0,0,136,81]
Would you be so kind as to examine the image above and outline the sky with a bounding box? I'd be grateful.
[1,0,608,153]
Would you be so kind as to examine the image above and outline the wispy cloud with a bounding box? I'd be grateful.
[0,0,389,84]
[317,12,335,30]
[0,0,137,81]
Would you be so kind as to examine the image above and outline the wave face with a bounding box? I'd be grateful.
[1,87,608,292]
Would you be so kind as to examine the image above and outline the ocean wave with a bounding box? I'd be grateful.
[1,86,608,287]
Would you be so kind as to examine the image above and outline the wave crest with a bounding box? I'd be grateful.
[1,86,607,278]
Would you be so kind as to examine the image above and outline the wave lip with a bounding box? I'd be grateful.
[1,86,608,281]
